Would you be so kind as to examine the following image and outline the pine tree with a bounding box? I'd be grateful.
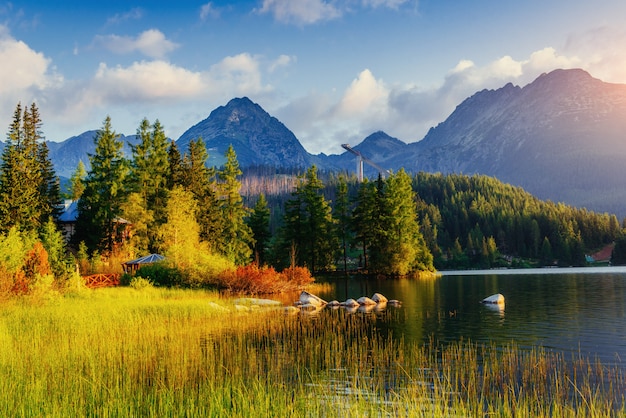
[0,102,60,232]
[127,118,171,251]
[69,160,87,201]
[75,116,129,253]
[279,166,337,272]
[182,138,223,251]
[247,193,271,265]
[218,145,253,265]
[167,141,185,189]
[333,174,351,272]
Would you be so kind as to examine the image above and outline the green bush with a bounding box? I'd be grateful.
[129,276,154,290]
[134,263,184,287]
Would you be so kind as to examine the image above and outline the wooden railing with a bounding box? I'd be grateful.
[83,273,121,288]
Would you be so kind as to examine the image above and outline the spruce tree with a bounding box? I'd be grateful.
[218,145,253,265]
[75,116,129,254]
[247,193,270,265]
[333,174,351,272]
[182,138,223,251]
[69,160,87,201]
[0,102,60,232]
[279,166,337,272]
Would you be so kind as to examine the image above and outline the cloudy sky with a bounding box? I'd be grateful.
[1,1,625,155]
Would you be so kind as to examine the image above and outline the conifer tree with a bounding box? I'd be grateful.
[379,169,433,274]
[183,138,223,251]
[127,118,170,251]
[218,145,253,265]
[75,116,129,253]
[333,174,351,272]
[279,166,337,272]
[69,160,87,201]
[0,102,60,232]
[247,193,270,265]
[167,141,185,189]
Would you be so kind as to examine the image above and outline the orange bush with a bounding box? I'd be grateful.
[218,263,314,294]
[278,266,314,286]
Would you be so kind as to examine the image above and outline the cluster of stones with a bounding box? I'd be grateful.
[295,291,401,312]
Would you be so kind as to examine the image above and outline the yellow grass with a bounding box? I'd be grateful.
[0,286,623,417]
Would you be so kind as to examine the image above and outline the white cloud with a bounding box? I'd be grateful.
[269,54,296,73]
[106,8,143,25]
[563,26,626,84]
[94,29,179,59]
[362,0,408,9]
[277,47,589,154]
[257,0,412,25]
[258,0,341,25]
[200,2,220,20]
[0,27,63,132]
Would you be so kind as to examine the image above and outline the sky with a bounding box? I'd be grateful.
[1,0,626,155]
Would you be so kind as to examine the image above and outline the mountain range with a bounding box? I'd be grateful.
[3,68,625,217]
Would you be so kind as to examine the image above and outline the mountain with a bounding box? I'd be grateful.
[176,97,316,168]
[325,131,406,177]
[388,69,626,216]
[8,68,626,217]
[47,131,140,178]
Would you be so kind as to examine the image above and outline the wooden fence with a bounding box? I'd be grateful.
[83,273,121,288]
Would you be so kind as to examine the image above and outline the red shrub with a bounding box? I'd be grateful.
[218,264,314,294]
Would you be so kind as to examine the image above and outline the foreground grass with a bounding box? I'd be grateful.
[0,287,624,417]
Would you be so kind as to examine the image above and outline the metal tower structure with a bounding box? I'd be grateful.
[341,144,391,182]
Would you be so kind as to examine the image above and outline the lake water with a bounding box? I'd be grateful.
[317,266,626,367]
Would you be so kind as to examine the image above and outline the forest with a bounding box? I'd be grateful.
[0,102,624,298]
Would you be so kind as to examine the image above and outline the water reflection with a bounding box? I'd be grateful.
[317,267,626,367]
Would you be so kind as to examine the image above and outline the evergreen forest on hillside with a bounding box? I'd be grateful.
[0,103,624,298]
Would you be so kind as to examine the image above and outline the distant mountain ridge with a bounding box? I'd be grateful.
[176,97,316,168]
[5,68,626,217]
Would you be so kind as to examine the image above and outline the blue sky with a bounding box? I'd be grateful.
[1,1,625,155]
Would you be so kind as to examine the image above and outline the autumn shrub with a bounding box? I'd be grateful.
[217,263,314,294]
[279,266,314,287]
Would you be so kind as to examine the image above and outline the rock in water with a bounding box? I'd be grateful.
[481,293,505,305]
[357,296,376,306]
[298,291,327,307]
[371,293,388,303]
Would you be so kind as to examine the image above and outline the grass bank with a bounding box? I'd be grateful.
[0,286,623,417]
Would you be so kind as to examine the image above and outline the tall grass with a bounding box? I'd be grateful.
[0,287,623,417]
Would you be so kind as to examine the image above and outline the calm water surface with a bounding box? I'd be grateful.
[317,266,626,367]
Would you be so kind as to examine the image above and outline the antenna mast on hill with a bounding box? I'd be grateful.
[341,144,390,182]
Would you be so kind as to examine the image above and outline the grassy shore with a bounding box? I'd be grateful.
[0,286,624,417]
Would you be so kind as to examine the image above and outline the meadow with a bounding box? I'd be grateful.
[0,285,624,417]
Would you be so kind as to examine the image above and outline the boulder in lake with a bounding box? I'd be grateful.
[481,293,505,305]
[297,291,327,307]
[371,293,388,303]
[357,296,376,306]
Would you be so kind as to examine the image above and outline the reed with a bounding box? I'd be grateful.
[0,287,623,417]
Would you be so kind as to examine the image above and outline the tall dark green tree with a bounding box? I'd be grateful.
[182,138,223,251]
[278,166,337,272]
[75,116,129,253]
[167,141,185,189]
[127,118,170,251]
[333,174,351,272]
[246,193,271,265]
[351,176,385,270]
[0,102,60,232]
[218,145,253,265]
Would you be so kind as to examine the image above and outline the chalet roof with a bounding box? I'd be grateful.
[58,199,79,223]
[123,254,165,266]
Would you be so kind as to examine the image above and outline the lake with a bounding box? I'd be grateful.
[317,266,626,368]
